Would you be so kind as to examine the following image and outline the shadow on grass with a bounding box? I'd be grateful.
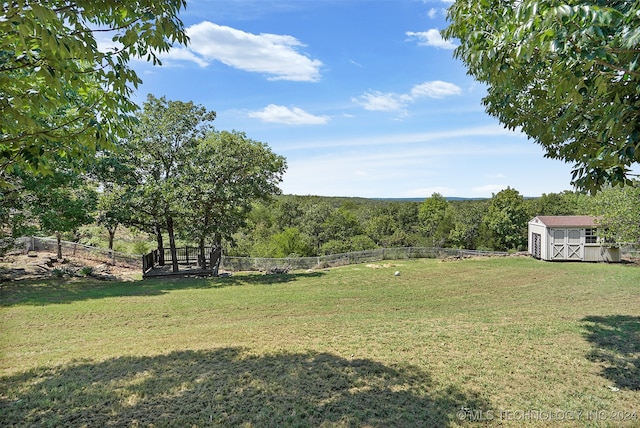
[582,315,640,390]
[0,348,489,427]
[0,271,325,307]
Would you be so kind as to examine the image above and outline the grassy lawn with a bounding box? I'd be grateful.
[1,257,638,427]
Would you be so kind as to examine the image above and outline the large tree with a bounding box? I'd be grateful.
[444,1,640,193]
[0,0,188,185]
[178,130,287,270]
[125,95,216,272]
[418,193,453,246]
[483,187,529,251]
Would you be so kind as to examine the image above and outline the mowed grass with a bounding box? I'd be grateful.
[1,257,638,427]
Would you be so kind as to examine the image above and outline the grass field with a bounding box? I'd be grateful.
[1,256,638,427]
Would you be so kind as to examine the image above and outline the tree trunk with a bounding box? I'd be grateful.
[107,225,117,251]
[55,231,62,259]
[198,237,207,270]
[155,223,165,266]
[167,215,178,272]
[211,242,222,276]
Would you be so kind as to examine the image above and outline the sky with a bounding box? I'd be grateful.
[125,0,583,199]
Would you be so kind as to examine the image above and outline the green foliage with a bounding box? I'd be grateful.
[123,94,217,270]
[259,227,313,258]
[78,266,94,277]
[482,187,529,250]
[178,129,286,247]
[530,191,584,217]
[11,157,97,239]
[365,214,397,245]
[132,240,151,255]
[321,208,363,244]
[418,193,454,247]
[588,181,640,244]
[448,199,489,249]
[0,1,188,184]
[444,0,640,193]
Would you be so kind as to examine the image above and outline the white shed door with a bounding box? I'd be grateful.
[567,229,582,260]
[551,229,583,260]
[552,229,566,259]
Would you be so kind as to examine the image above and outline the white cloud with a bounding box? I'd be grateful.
[427,8,438,18]
[161,48,210,67]
[406,29,457,49]
[351,91,403,112]
[279,125,524,151]
[353,80,462,112]
[248,104,329,125]
[167,21,323,81]
[408,81,462,99]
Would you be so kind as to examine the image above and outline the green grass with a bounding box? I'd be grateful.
[1,257,639,427]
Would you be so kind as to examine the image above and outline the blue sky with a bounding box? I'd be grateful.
[125,0,582,199]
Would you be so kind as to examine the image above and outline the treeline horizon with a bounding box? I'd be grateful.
[72,184,639,258]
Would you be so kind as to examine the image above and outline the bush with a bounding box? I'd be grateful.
[78,266,94,277]
[132,240,151,255]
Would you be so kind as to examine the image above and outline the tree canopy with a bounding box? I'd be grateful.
[0,0,188,185]
[444,1,640,193]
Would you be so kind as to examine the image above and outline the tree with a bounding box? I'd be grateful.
[125,95,216,272]
[178,130,286,269]
[483,187,529,251]
[589,182,640,244]
[449,199,489,249]
[262,228,312,258]
[300,202,334,254]
[444,1,640,193]
[20,160,97,258]
[321,208,363,245]
[365,214,398,246]
[96,184,131,251]
[529,191,582,217]
[418,193,453,246]
[0,1,188,185]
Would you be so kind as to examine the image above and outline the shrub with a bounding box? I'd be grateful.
[132,240,151,255]
[78,266,94,277]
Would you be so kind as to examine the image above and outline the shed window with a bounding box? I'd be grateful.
[585,228,597,244]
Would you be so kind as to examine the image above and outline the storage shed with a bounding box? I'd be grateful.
[528,216,620,262]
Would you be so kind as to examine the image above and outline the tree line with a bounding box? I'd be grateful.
[223,186,639,258]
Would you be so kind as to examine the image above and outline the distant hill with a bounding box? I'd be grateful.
[372,197,489,202]
[280,195,490,204]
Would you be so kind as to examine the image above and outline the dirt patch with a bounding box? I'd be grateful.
[0,252,140,282]
[365,263,397,269]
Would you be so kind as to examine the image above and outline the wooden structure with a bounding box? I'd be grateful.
[142,246,222,278]
[528,216,620,262]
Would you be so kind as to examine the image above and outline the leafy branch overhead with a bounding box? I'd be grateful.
[0,0,188,184]
[444,0,640,193]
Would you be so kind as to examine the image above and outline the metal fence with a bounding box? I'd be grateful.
[220,247,509,272]
[14,236,140,268]
[15,236,636,274]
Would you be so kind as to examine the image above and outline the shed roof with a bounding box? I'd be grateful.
[531,215,600,227]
